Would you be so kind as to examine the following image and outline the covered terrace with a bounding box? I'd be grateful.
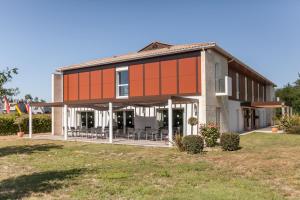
[29,96,199,147]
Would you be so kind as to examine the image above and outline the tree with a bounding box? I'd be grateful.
[0,67,19,98]
[24,94,33,101]
[276,73,300,114]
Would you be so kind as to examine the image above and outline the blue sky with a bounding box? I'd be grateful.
[0,0,299,101]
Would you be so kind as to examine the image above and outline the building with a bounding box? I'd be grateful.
[32,41,281,146]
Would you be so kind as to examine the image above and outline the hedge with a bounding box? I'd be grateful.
[0,114,51,136]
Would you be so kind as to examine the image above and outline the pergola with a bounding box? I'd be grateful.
[30,96,199,147]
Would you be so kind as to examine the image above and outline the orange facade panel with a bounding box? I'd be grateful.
[68,73,79,101]
[178,57,197,94]
[145,62,159,96]
[197,57,201,94]
[63,75,69,101]
[90,70,102,99]
[102,68,115,99]
[129,64,143,97]
[79,72,90,100]
[161,60,177,95]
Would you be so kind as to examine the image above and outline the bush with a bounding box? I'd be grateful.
[280,115,300,131]
[182,135,204,154]
[220,132,240,151]
[287,126,300,134]
[200,123,220,147]
[0,114,51,136]
[174,134,185,152]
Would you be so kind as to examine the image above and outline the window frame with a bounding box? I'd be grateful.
[245,76,248,101]
[116,66,129,98]
[236,73,240,100]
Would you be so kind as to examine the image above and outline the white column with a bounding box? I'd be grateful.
[63,104,68,140]
[109,102,113,143]
[29,105,32,138]
[168,99,173,147]
[51,74,55,135]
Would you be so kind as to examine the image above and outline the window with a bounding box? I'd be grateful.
[215,63,224,92]
[236,73,240,99]
[116,67,128,98]
[216,107,221,128]
[251,80,254,102]
[257,83,260,101]
[245,77,248,101]
[262,85,265,102]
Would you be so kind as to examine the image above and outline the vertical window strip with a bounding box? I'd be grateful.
[252,80,254,102]
[257,83,260,101]
[236,73,239,100]
[245,77,248,101]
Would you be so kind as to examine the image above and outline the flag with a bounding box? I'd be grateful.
[25,103,30,113]
[4,96,10,114]
[15,104,22,115]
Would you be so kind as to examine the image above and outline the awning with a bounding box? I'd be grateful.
[30,95,198,110]
[241,101,284,108]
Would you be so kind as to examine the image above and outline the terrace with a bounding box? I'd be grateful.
[30,96,199,147]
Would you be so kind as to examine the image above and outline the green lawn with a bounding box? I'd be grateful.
[1,133,300,199]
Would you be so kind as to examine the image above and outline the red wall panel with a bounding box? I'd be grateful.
[102,68,115,99]
[90,70,102,99]
[145,62,159,96]
[197,56,201,94]
[79,72,90,100]
[129,64,143,97]
[68,73,79,101]
[178,57,197,94]
[63,75,69,101]
[161,60,177,95]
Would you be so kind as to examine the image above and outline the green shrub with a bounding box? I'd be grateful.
[174,134,185,152]
[0,114,51,136]
[280,115,300,131]
[182,135,204,154]
[287,126,300,134]
[220,132,240,151]
[200,123,220,147]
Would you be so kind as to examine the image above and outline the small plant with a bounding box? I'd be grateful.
[188,117,198,134]
[14,115,26,137]
[182,135,204,154]
[200,123,220,147]
[174,134,185,152]
[220,132,240,151]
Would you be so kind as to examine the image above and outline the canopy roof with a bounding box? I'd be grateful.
[241,101,284,108]
[31,96,198,110]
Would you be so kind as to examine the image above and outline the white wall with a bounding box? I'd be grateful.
[228,100,244,132]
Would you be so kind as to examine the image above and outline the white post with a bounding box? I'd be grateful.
[29,105,32,138]
[51,74,55,135]
[168,99,173,147]
[109,102,113,143]
[63,104,68,140]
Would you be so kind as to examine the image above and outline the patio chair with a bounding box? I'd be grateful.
[95,127,103,139]
[127,128,135,140]
[150,129,159,141]
[160,129,169,142]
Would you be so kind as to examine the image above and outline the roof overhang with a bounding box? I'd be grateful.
[241,101,284,108]
[30,96,198,110]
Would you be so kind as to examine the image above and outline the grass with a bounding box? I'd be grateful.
[0,133,300,199]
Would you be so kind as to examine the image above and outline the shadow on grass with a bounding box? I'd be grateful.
[0,144,63,157]
[0,168,84,199]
